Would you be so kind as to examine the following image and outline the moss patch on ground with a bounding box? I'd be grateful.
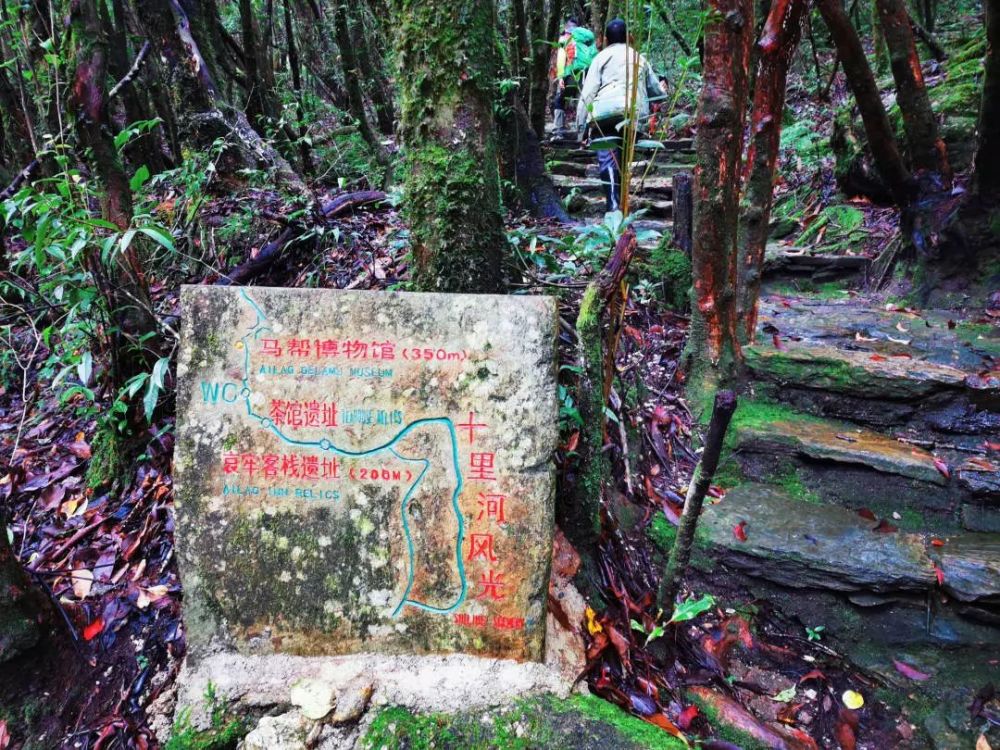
[361,695,688,749]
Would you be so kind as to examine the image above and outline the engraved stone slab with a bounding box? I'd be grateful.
[174,286,558,662]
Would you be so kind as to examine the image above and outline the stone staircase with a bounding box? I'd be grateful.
[543,135,694,232]
[679,292,1000,745]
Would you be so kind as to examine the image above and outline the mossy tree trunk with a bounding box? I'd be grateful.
[875,0,951,186]
[736,0,805,344]
[392,0,506,292]
[816,0,915,207]
[974,0,1000,200]
[684,0,754,398]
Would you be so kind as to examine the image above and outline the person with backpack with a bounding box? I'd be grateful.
[551,17,598,137]
[576,18,664,212]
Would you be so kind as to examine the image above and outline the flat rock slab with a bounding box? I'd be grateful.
[700,485,936,593]
[745,340,971,400]
[755,295,999,374]
[736,418,946,484]
[174,287,558,663]
[701,486,1000,603]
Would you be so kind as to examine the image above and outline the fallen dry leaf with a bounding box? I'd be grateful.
[72,568,94,599]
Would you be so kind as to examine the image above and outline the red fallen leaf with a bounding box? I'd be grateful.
[870,354,888,361]
[857,508,878,521]
[83,617,104,641]
[933,457,950,479]
[772,333,784,350]
[606,624,631,670]
[645,712,684,737]
[799,669,827,683]
[873,519,899,533]
[733,520,748,542]
[934,565,945,585]
[677,704,699,730]
[947,319,956,329]
[649,325,665,334]
[564,431,580,452]
[893,659,932,681]
[836,720,857,750]
[0,720,9,750]
[986,441,1000,452]
[931,538,945,547]
[625,325,644,345]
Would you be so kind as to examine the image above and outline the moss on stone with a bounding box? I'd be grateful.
[643,241,692,313]
[361,696,688,749]
[686,693,771,750]
[554,695,687,749]
[85,420,130,490]
[648,515,715,572]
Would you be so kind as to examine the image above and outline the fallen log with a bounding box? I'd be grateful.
[215,190,387,285]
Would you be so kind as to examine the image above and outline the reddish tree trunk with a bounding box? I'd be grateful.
[816,0,915,207]
[685,0,754,394]
[736,0,806,344]
[875,0,951,185]
[974,0,1000,199]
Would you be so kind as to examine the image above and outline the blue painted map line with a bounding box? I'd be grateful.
[235,288,467,617]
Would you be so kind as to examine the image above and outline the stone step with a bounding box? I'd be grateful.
[551,174,674,198]
[565,194,672,219]
[697,484,1000,605]
[745,307,1000,440]
[548,160,688,179]
[732,403,1000,531]
[762,244,871,282]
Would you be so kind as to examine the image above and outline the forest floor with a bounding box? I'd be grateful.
[2,9,1000,750]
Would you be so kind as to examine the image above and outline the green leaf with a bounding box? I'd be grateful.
[630,619,645,633]
[634,139,665,151]
[77,351,93,386]
[774,687,796,703]
[138,225,175,252]
[130,165,150,193]
[668,593,716,624]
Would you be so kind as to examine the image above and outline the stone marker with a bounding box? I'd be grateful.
[174,286,558,662]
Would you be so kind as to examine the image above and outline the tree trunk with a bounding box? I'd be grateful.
[973,0,1000,200]
[498,93,572,222]
[349,4,396,136]
[527,0,551,137]
[106,0,168,173]
[684,0,754,397]
[283,0,313,175]
[816,0,915,207]
[392,0,506,292]
[333,0,389,166]
[0,69,35,168]
[240,0,281,127]
[736,0,805,344]
[592,0,609,42]
[875,0,951,185]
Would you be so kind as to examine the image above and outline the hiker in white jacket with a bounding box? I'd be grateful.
[576,19,664,211]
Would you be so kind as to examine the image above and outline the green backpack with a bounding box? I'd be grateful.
[569,27,598,75]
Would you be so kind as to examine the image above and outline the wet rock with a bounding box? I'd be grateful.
[736,418,946,484]
[240,712,311,750]
[957,464,1000,498]
[700,485,936,593]
[939,534,1000,604]
[962,504,1000,532]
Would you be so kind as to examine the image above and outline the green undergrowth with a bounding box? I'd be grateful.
[361,695,687,749]
[642,239,692,312]
[648,514,716,572]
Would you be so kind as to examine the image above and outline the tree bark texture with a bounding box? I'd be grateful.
[736,0,805,344]
[685,0,754,395]
[875,0,951,185]
[816,0,915,207]
[974,0,1000,199]
[392,0,506,292]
